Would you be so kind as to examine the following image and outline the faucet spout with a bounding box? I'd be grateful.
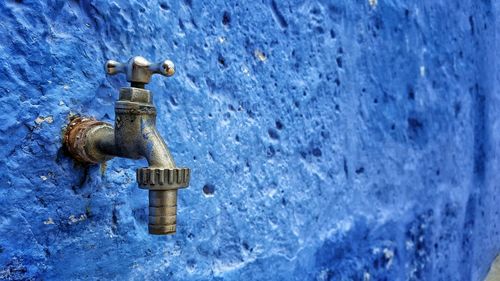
[131,114,185,235]
[138,120,176,169]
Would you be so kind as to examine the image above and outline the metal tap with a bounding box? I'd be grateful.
[64,56,190,235]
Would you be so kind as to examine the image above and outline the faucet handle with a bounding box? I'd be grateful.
[105,56,175,85]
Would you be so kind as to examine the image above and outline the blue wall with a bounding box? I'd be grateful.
[0,0,499,280]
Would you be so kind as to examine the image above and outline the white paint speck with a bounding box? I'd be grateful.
[364,272,371,281]
[383,248,394,268]
[218,36,226,43]
[63,85,70,90]
[35,116,54,125]
[369,0,377,7]
[241,65,250,75]
[318,269,330,281]
[254,49,267,62]
[43,218,54,225]
[420,66,426,77]
[40,175,48,181]
[406,240,414,249]
[68,214,87,224]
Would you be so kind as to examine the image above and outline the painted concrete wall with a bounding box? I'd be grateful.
[0,0,499,280]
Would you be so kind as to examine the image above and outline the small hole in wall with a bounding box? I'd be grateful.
[275,120,283,130]
[408,87,415,100]
[170,96,178,106]
[242,241,253,252]
[203,184,215,196]
[330,29,336,38]
[187,259,196,270]
[336,57,343,68]
[222,11,231,26]
[312,148,322,157]
[267,146,276,157]
[218,54,226,67]
[268,128,279,140]
[160,2,170,10]
[469,15,475,35]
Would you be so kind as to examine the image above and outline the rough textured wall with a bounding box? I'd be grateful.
[0,0,498,280]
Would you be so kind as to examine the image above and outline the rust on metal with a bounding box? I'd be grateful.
[63,117,110,164]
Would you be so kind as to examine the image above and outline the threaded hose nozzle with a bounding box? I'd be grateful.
[137,167,189,234]
[148,190,177,235]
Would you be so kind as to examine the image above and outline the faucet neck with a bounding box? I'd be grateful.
[118,87,154,106]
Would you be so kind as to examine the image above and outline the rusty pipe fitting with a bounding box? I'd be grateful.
[63,56,190,235]
[63,117,114,164]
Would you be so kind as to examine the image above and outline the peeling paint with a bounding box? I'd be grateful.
[34,116,54,125]
[254,49,267,61]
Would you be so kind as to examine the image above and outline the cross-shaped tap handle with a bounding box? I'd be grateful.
[105,56,175,86]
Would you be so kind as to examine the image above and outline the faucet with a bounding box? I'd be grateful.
[63,56,190,235]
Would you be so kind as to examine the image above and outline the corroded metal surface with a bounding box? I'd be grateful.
[63,57,190,235]
[63,117,114,164]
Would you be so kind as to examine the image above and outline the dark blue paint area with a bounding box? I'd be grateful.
[0,0,499,280]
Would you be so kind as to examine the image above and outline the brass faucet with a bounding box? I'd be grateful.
[64,56,190,235]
